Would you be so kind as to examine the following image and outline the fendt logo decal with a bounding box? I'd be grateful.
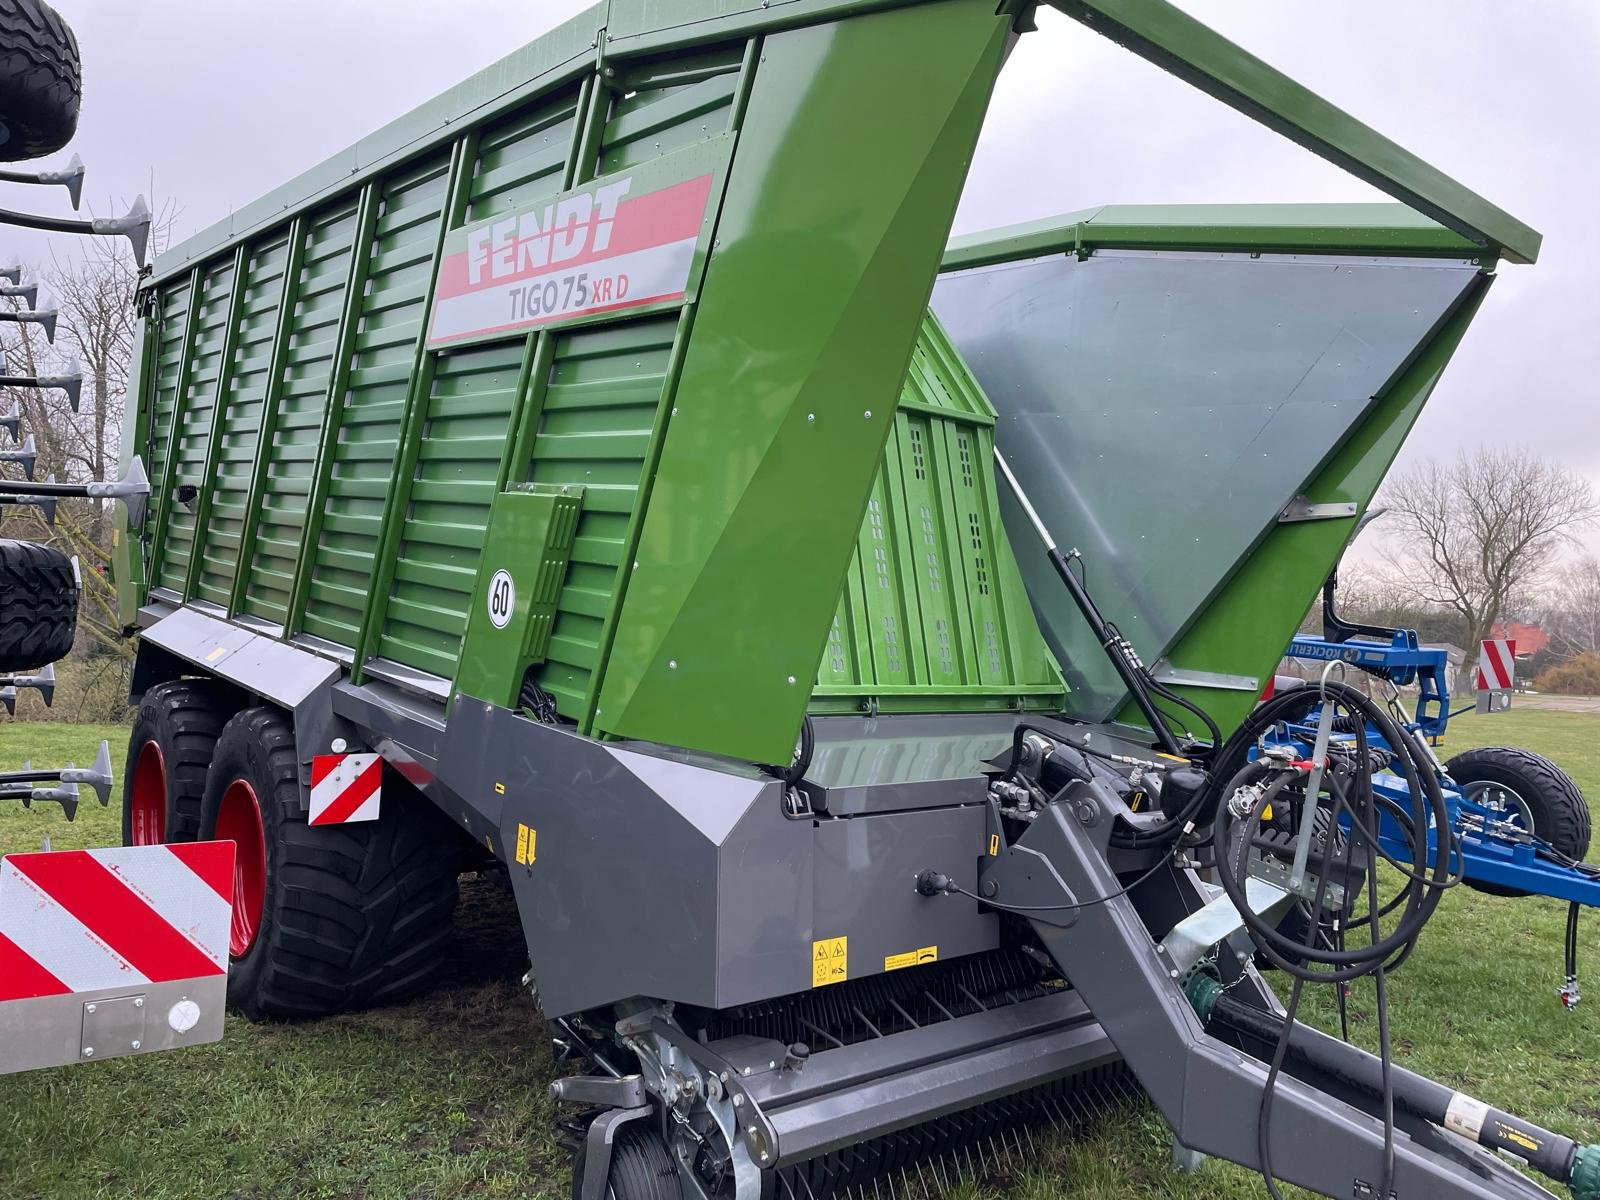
[465,178,633,285]
[427,140,726,348]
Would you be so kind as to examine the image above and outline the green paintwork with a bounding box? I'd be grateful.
[352,135,476,681]
[591,0,1015,764]
[150,257,239,595]
[454,485,584,708]
[281,185,381,635]
[112,0,1540,770]
[298,152,456,654]
[192,232,294,607]
[812,313,1063,716]
[942,203,1486,271]
[228,217,306,616]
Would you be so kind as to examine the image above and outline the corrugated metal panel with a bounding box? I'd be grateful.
[375,90,583,677]
[142,279,193,540]
[812,315,1061,711]
[597,48,741,174]
[508,57,743,715]
[466,88,581,222]
[154,258,238,593]
[192,233,291,606]
[299,154,452,649]
[526,314,677,717]
[241,200,363,625]
[378,342,524,678]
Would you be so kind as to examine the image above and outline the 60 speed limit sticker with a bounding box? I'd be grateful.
[487,569,515,629]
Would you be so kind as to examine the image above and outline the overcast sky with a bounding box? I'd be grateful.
[9,0,1598,550]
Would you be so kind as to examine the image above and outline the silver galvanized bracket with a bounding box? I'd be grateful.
[1278,495,1359,523]
[1150,660,1260,693]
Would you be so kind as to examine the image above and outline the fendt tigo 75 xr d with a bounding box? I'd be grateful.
[101,1,1597,1197]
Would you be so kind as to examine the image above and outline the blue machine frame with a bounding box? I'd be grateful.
[1269,633,1600,1000]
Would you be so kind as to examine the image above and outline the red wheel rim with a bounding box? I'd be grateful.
[215,779,267,957]
[129,740,167,845]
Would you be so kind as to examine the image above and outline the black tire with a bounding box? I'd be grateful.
[574,1125,683,1200]
[121,680,232,846]
[1448,745,1591,897]
[0,0,80,161]
[0,539,78,670]
[197,706,461,1021]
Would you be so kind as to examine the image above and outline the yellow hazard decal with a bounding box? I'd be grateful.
[205,645,227,663]
[884,946,938,972]
[811,936,847,987]
[494,781,506,795]
[514,823,537,866]
[988,833,1000,856]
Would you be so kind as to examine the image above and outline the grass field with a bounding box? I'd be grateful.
[2,711,1598,1199]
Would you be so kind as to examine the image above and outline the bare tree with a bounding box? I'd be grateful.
[1544,556,1600,659]
[1378,447,1600,680]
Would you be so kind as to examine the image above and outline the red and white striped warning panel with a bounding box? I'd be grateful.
[310,752,383,826]
[1476,638,1517,691]
[0,841,233,1002]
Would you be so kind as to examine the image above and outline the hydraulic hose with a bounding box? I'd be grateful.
[1210,680,1456,980]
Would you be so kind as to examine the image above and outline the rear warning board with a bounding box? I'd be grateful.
[427,136,729,348]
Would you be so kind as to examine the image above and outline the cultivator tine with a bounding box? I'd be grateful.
[0,358,83,412]
[0,154,86,210]
[59,741,114,805]
[0,455,151,523]
[0,400,18,442]
[0,278,39,310]
[0,263,20,285]
[32,781,79,821]
[0,434,38,480]
[0,776,79,820]
[92,195,152,267]
[1,686,13,717]
[0,306,56,343]
[0,663,55,706]
[0,474,58,525]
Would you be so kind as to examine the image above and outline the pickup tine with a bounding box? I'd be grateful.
[60,741,113,805]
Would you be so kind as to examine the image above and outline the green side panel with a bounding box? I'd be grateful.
[141,281,193,546]
[811,316,1061,714]
[597,47,742,175]
[374,86,584,676]
[594,0,1014,763]
[241,199,363,625]
[526,314,678,719]
[299,153,452,649]
[155,257,238,594]
[1117,276,1491,739]
[466,87,581,223]
[193,232,292,606]
[516,47,746,720]
[378,341,525,678]
[454,485,583,708]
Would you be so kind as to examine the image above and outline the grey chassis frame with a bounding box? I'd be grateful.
[128,599,1562,1200]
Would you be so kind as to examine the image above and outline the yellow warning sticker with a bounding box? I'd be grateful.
[988,833,1000,856]
[494,781,506,795]
[812,936,848,987]
[205,645,227,663]
[884,946,938,972]
[514,823,537,866]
